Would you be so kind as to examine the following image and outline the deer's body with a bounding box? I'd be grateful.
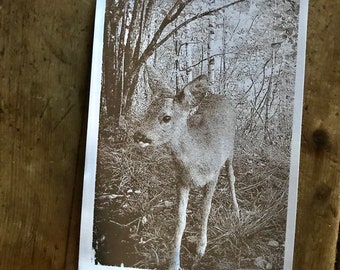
[170,95,235,188]
[134,70,239,270]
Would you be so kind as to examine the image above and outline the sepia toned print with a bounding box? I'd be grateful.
[79,1,309,269]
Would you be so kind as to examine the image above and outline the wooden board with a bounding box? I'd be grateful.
[293,1,340,269]
[0,1,95,269]
[0,1,338,270]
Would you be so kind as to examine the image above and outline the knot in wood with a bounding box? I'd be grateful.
[312,128,330,149]
[314,183,332,202]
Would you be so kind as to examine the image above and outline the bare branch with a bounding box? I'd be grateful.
[137,0,247,71]
[125,1,140,56]
[143,0,155,31]
[132,1,146,63]
[180,51,237,71]
[134,0,193,71]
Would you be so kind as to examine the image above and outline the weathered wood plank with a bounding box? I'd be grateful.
[0,0,339,270]
[293,0,340,269]
[0,1,94,269]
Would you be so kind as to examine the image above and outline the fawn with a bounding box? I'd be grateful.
[134,68,239,270]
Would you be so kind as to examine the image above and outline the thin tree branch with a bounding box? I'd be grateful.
[136,0,247,72]
[134,0,193,71]
[180,52,237,71]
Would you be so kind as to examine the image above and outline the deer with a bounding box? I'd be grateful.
[133,67,239,270]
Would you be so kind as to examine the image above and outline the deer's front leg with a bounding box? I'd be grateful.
[169,186,189,270]
[226,159,240,219]
[193,181,217,268]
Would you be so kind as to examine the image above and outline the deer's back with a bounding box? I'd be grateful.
[188,94,236,148]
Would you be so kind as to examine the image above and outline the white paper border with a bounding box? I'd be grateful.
[283,0,309,269]
[78,0,106,269]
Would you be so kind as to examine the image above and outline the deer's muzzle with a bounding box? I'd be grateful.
[133,131,152,147]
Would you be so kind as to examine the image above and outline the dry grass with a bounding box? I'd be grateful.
[93,132,290,270]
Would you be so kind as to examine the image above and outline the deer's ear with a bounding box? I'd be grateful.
[146,65,173,97]
[176,75,209,107]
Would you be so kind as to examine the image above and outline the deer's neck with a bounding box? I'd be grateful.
[170,123,195,157]
[169,128,217,187]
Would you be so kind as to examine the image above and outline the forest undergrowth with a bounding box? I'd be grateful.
[93,127,290,270]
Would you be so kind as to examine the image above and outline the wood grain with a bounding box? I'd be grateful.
[293,1,340,269]
[0,0,338,270]
[0,0,94,269]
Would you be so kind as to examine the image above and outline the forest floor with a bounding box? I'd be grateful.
[93,130,290,270]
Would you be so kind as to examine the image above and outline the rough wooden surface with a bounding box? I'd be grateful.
[0,1,338,270]
[293,1,340,269]
[0,0,95,269]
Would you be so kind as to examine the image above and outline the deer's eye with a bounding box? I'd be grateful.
[162,115,171,123]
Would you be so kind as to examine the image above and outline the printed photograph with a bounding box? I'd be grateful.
[80,0,308,269]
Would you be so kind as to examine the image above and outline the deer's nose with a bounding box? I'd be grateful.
[133,131,152,144]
